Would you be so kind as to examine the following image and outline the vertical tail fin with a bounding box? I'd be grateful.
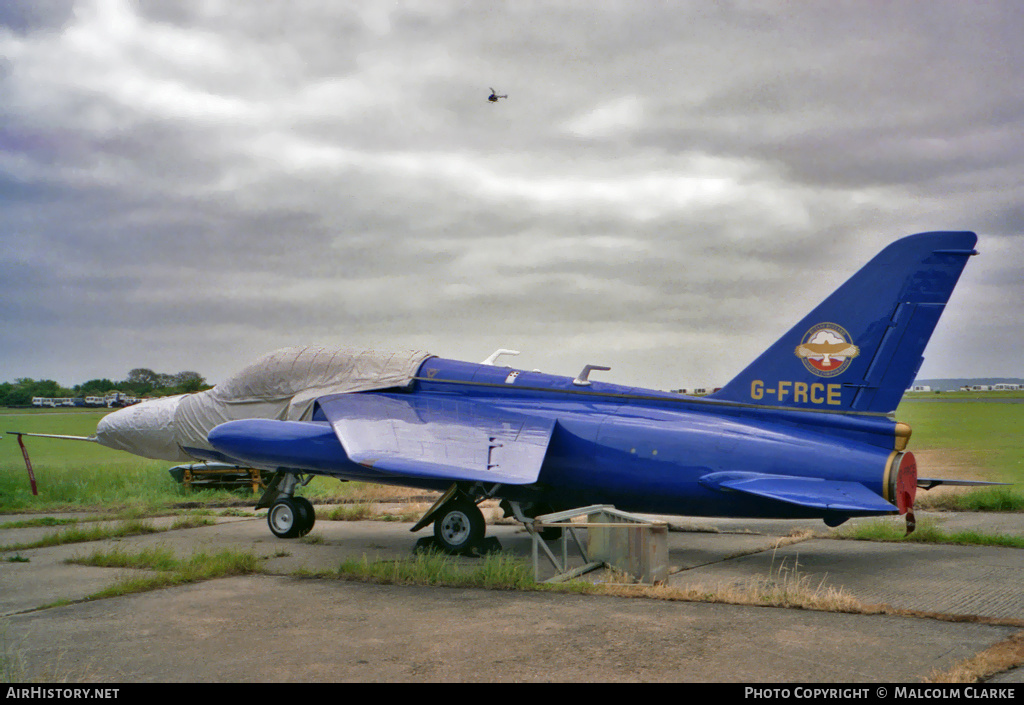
[709,231,977,414]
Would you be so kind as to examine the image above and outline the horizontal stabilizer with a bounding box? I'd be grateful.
[700,471,897,514]
[317,392,555,486]
[917,478,1010,491]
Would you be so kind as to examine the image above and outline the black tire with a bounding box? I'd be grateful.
[292,496,315,536]
[268,498,304,539]
[433,497,485,555]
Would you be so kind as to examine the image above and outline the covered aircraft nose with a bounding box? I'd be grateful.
[95,395,192,462]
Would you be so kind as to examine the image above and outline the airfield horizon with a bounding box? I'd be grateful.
[2,399,1023,514]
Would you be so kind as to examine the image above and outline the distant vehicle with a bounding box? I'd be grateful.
[105,392,131,408]
[488,87,507,102]
[29,397,82,407]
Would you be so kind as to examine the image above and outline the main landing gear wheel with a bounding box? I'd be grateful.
[268,497,315,539]
[433,497,485,555]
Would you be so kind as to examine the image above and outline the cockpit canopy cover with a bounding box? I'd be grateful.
[175,346,434,455]
[99,347,433,461]
[208,346,432,409]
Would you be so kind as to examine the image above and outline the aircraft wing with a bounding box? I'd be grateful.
[699,471,897,514]
[317,392,555,485]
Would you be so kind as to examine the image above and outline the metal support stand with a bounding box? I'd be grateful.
[527,505,668,585]
[171,463,268,493]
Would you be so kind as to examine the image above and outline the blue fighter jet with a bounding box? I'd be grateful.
[16,231,990,554]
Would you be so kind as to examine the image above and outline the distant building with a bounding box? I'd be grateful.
[909,385,931,392]
[994,383,1021,391]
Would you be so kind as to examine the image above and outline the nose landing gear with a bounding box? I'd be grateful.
[267,496,315,538]
[258,471,316,538]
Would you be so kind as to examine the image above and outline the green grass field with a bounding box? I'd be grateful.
[895,399,1024,482]
[894,398,1024,511]
[1,410,172,511]
[2,400,1021,513]
[0,409,391,512]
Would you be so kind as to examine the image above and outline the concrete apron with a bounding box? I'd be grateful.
[1,508,1021,682]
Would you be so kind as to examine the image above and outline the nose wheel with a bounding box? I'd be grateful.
[268,496,316,538]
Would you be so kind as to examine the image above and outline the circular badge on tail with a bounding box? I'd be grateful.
[794,323,860,377]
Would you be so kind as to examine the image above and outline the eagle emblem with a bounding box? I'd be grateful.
[795,323,860,377]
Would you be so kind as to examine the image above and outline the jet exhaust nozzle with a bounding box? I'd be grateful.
[886,451,918,534]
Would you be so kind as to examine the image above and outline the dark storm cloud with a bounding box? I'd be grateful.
[0,0,75,34]
[595,3,1024,201]
[1,1,1020,387]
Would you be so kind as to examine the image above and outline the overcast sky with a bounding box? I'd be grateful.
[2,0,1021,391]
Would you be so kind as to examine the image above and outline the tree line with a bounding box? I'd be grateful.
[1,368,211,407]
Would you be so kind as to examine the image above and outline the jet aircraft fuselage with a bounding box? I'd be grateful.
[14,231,984,554]
[208,353,914,525]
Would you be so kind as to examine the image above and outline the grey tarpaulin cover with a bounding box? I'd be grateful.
[96,346,433,461]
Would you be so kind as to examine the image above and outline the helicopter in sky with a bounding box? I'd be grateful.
[488,88,507,102]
